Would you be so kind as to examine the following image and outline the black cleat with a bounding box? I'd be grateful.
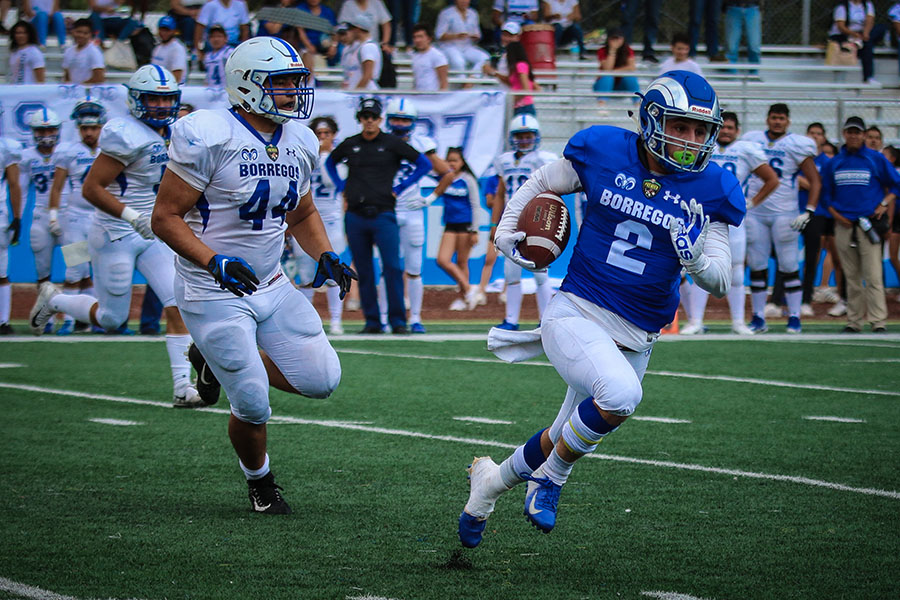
[187,343,220,406]
[0,323,14,335]
[248,472,292,514]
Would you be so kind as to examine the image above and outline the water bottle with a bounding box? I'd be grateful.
[858,217,881,244]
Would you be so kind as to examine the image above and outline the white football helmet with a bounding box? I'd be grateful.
[126,65,181,128]
[509,114,540,153]
[226,37,314,124]
[385,97,418,137]
[28,107,62,148]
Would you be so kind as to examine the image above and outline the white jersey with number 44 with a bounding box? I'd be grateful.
[741,130,816,215]
[167,108,319,301]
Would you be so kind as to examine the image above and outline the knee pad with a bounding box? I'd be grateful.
[731,264,744,288]
[561,397,619,455]
[749,269,768,292]
[105,261,133,296]
[534,270,549,285]
[781,270,801,291]
[96,306,128,331]
[230,377,272,424]
[503,260,522,285]
[301,358,341,399]
[591,368,643,416]
[404,247,423,277]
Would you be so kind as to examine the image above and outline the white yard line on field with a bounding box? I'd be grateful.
[803,416,866,423]
[88,418,145,426]
[0,575,144,600]
[1,382,898,501]
[0,363,24,368]
[845,358,900,363]
[631,416,692,424]
[641,592,715,600]
[452,416,515,425]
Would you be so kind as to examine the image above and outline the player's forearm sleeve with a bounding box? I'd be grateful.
[393,153,432,196]
[465,174,481,230]
[324,155,345,193]
[496,158,582,236]
[689,222,732,298]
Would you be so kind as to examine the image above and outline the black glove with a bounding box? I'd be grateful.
[312,251,357,300]
[207,254,259,297]
[7,217,20,246]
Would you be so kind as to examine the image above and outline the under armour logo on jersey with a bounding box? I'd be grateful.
[614,173,637,190]
[663,191,681,204]
[240,148,258,161]
[285,146,297,158]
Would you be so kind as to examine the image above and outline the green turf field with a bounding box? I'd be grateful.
[1,331,898,600]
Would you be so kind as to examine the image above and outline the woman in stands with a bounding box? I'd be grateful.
[7,20,44,84]
[504,40,540,116]
[592,28,639,105]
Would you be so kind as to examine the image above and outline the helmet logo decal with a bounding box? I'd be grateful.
[689,105,713,116]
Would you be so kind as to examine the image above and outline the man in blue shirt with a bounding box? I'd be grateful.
[820,116,900,333]
[457,71,744,548]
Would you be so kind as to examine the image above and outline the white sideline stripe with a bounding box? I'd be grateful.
[0,363,24,368]
[88,418,144,426]
[0,575,144,600]
[337,348,900,397]
[346,596,402,600]
[642,591,714,600]
[803,416,866,423]
[631,416,692,424]
[2,382,899,501]
[847,358,900,363]
[453,416,515,425]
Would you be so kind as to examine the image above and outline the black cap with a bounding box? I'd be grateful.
[843,116,866,131]
[208,23,226,35]
[356,97,382,119]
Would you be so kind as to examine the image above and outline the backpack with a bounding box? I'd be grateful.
[130,27,157,67]
[378,47,396,89]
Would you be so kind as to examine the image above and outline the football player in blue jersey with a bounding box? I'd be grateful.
[458,70,745,548]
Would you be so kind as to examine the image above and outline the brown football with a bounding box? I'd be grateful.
[515,192,571,269]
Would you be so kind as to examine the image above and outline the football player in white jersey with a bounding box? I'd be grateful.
[741,103,820,334]
[29,65,203,409]
[21,109,66,299]
[681,111,778,335]
[0,133,23,335]
[385,97,452,333]
[48,100,106,335]
[151,38,356,515]
[291,115,348,335]
[492,114,558,331]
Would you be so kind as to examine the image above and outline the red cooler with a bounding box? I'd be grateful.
[521,24,556,72]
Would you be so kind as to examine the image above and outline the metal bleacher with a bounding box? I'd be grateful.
[1,11,899,157]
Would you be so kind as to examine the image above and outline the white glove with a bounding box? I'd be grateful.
[121,206,155,240]
[405,192,437,211]
[48,209,62,237]
[669,198,710,273]
[791,209,814,231]
[494,230,538,270]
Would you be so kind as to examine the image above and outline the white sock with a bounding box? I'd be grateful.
[49,293,96,323]
[376,278,387,326]
[61,288,79,324]
[680,279,693,321]
[407,275,423,324]
[240,453,270,480]
[499,446,531,488]
[0,283,10,324]
[535,280,553,317]
[750,290,767,318]
[299,286,314,302]
[786,290,802,319]
[165,333,192,394]
[688,283,709,326]
[505,282,523,325]
[727,284,746,324]
[541,448,575,486]
[326,285,342,322]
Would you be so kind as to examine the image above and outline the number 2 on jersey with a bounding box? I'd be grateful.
[606,220,652,275]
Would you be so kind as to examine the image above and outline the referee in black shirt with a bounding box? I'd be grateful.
[326,97,432,334]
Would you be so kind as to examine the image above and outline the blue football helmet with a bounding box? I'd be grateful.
[637,70,722,173]
[509,114,540,153]
[385,97,417,137]
[71,100,107,126]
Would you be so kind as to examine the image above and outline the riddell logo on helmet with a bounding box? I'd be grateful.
[689,105,712,115]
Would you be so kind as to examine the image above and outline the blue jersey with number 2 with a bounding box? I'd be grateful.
[560,126,745,332]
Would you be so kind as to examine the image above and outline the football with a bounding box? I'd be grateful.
[516,192,571,269]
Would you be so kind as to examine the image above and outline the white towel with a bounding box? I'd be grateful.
[487,326,545,363]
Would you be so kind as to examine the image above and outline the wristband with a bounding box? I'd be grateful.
[423,193,438,206]
[120,206,140,224]
[804,205,815,213]
[49,208,58,221]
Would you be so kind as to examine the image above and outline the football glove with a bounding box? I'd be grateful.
[494,230,538,270]
[312,251,358,300]
[121,206,154,239]
[7,217,21,245]
[669,198,710,272]
[791,208,814,231]
[405,192,438,211]
[207,254,259,297]
[49,218,63,237]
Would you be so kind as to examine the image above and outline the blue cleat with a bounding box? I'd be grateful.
[786,316,801,334]
[748,315,768,334]
[458,511,487,549]
[42,321,54,335]
[56,320,75,336]
[458,457,507,548]
[523,467,562,534]
[495,320,519,331]
[410,322,427,334]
